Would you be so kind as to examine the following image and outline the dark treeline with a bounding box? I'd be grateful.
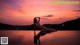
[0,18,80,30]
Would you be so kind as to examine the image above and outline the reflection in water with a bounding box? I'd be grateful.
[0,30,80,45]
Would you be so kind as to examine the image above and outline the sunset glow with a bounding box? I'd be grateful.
[0,0,80,25]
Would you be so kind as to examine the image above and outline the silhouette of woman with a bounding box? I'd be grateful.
[34,17,40,45]
[33,17,56,45]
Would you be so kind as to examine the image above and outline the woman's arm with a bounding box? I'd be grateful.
[35,17,40,23]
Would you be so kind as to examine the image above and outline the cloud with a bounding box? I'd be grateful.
[0,0,24,13]
[43,15,53,17]
[74,10,80,12]
[40,14,54,19]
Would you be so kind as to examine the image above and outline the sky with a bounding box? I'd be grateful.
[0,0,80,25]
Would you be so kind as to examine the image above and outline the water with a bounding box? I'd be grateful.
[0,30,80,45]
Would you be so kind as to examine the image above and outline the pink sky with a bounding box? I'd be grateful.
[0,0,80,25]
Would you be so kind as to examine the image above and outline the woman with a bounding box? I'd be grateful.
[33,17,56,45]
[34,17,41,45]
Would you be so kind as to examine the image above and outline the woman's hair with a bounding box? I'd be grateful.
[34,17,40,24]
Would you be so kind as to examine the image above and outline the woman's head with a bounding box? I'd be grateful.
[34,17,40,24]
